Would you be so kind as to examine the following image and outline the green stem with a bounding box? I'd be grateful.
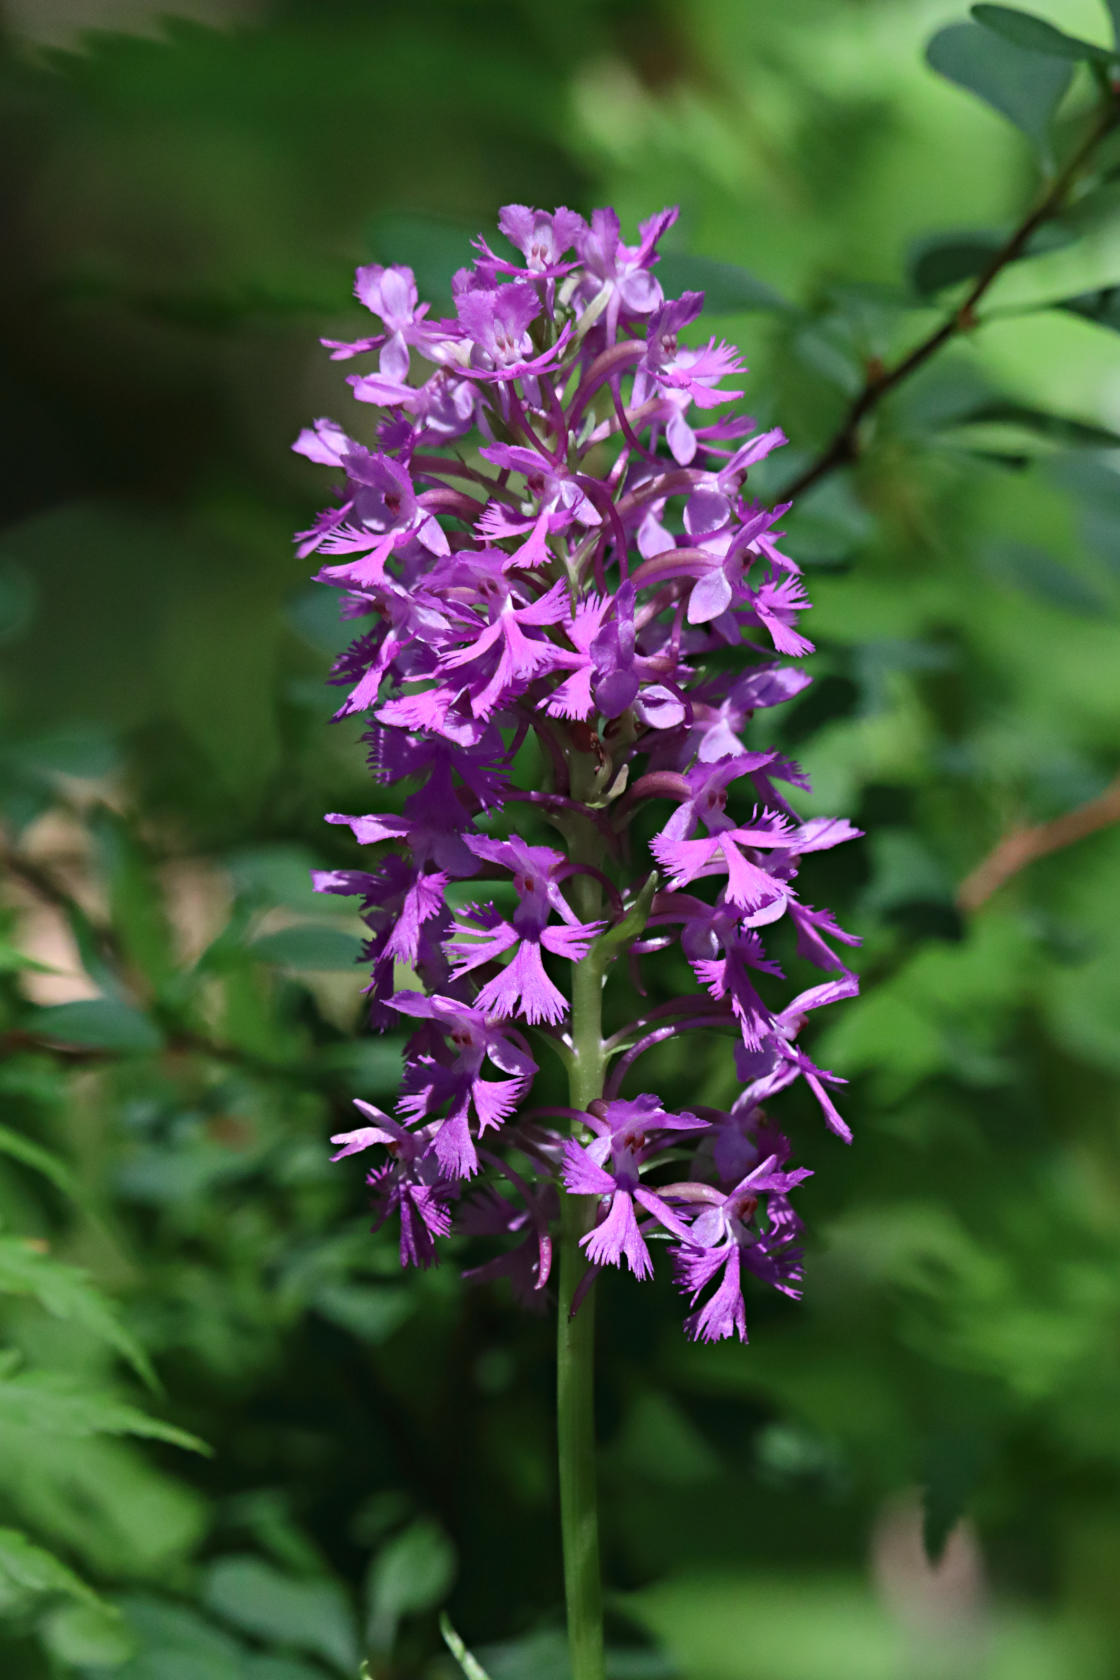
[557,1194,605,1680]
[557,796,608,1680]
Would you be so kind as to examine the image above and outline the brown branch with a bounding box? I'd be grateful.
[779,94,1120,503]
[957,774,1120,913]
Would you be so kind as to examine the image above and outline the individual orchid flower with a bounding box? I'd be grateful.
[669,1151,812,1342]
[329,1101,455,1269]
[560,1096,705,1278]
[449,837,604,1025]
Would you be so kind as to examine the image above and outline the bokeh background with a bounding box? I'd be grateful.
[2,0,1120,1676]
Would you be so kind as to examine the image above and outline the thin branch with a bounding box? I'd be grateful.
[957,774,1120,913]
[779,94,1120,503]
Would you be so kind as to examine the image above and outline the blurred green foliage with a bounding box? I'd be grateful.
[2,0,1120,1676]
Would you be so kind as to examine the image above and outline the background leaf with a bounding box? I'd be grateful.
[249,926,366,971]
[203,1556,359,1675]
[0,1529,103,1610]
[655,254,788,313]
[0,1125,78,1201]
[981,187,1120,314]
[0,1372,206,1452]
[30,999,163,1054]
[926,20,1074,149]
[971,3,1117,61]
[365,1520,457,1651]
[0,1239,156,1388]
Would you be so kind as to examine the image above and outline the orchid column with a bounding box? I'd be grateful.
[298,205,860,1680]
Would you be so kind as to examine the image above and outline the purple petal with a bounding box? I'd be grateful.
[582,1191,653,1278]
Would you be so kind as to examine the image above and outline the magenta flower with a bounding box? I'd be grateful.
[633,291,746,465]
[297,447,449,584]
[460,1165,557,1307]
[669,1150,812,1342]
[455,283,573,383]
[449,837,603,1025]
[313,858,451,1026]
[330,1101,455,1269]
[735,976,861,1141]
[561,1097,704,1278]
[440,557,571,718]
[475,204,587,279]
[574,206,678,339]
[298,202,861,1348]
[476,443,601,568]
[389,992,537,1177]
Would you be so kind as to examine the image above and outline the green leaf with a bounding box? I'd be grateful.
[249,925,365,971]
[0,1526,104,1608]
[470,1629,677,1680]
[788,320,864,395]
[909,230,1004,296]
[654,253,788,313]
[0,1434,207,1581]
[1060,283,1120,332]
[0,1237,157,1388]
[365,1518,456,1650]
[285,586,353,657]
[6,725,121,784]
[595,871,659,958]
[312,1282,415,1344]
[473,1632,568,1680]
[64,902,120,996]
[42,1599,137,1668]
[981,186,1120,312]
[1109,0,1120,48]
[0,1122,79,1201]
[1049,452,1120,572]
[926,20,1074,150]
[907,222,1071,296]
[317,1038,403,1093]
[922,1434,989,1562]
[365,212,477,304]
[32,998,164,1054]
[226,843,324,910]
[202,1556,359,1676]
[94,810,176,990]
[861,832,956,918]
[245,1659,332,1680]
[937,399,1120,462]
[983,540,1110,615]
[113,1595,244,1680]
[0,1369,207,1452]
[0,936,56,974]
[440,1613,494,1680]
[971,4,1117,63]
[0,560,36,646]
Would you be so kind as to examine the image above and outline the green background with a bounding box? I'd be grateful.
[2,0,1120,1675]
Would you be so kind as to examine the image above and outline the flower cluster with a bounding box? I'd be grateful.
[300,205,860,1342]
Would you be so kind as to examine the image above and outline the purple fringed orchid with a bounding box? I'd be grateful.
[560,1096,703,1278]
[668,1149,812,1343]
[450,837,604,1026]
[329,1101,455,1269]
[390,991,538,1177]
[300,202,862,1343]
